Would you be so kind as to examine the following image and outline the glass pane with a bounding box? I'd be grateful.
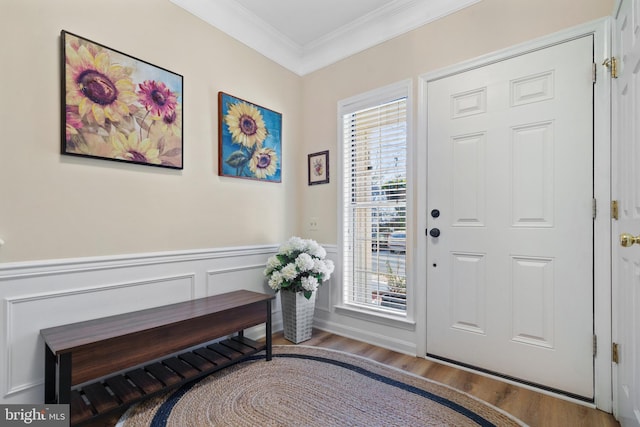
[342,96,407,313]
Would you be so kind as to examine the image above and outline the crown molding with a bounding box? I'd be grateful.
[170,0,303,72]
[170,0,482,76]
[300,0,482,75]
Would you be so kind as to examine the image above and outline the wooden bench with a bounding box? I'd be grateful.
[40,290,274,426]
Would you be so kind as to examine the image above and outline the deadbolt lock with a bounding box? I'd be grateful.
[620,233,640,247]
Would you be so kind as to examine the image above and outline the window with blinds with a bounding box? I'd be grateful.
[339,87,408,314]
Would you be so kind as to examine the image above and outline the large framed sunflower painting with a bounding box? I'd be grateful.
[61,31,183,169]
[218,92,282,182]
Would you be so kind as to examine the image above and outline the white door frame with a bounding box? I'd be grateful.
[415,17,612,411]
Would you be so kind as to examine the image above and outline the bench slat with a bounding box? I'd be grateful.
[146,362,182,386]
[194,347,228,365]
[163,357,200,378]
[69,390,94,425]
[179,352,215,372]
[223,339,255,354]
[127,368,164,394]
[104,375,143,404]
[231,336,261,350]
[208,343,242,360]
[82,383,120,414]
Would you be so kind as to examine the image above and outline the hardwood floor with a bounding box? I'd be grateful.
[273,330,620,427]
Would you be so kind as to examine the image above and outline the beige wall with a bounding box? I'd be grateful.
[0,0,302,262]
[0,0,613,263]
[299,0,614,244]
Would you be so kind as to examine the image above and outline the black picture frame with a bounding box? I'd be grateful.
[308,150,329,185]
[61,30,184,169]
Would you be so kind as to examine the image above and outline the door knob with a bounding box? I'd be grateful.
[429,228,441,238]
[620,233,640,247]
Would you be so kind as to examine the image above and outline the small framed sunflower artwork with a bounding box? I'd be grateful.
[218,92,282,182]
[61,31,183,169]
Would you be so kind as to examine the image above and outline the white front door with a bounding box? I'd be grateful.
[426,36,594,398]
[613,0,640,425]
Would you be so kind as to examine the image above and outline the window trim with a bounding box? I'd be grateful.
[337,79,414,320]
[334,304,417,330]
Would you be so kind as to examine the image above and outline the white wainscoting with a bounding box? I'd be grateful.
[0,244,337,404]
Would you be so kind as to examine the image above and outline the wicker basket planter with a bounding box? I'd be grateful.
[280,291,316,343]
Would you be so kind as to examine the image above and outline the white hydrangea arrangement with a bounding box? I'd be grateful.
[264,237,335,299]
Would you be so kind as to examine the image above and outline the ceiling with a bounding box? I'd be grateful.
[170,0,481,76]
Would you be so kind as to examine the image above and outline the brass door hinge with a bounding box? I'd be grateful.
[612,342,620,364]
[603,57,619,79]
[612,200,619,220]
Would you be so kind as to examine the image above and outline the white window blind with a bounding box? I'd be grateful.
[341,95,407,313]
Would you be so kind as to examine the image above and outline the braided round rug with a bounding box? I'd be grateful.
[117,345,527,427]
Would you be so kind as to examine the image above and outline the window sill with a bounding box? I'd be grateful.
[334,304,416,331]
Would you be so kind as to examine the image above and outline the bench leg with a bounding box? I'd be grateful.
[58,352,72,404]
[266,299,272,361]
[44,345,56,403]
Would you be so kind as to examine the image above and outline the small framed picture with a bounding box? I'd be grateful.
[308,150,329,185]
